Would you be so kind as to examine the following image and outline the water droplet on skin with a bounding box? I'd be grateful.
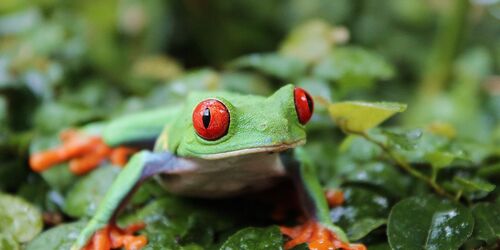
[258,122,267,131]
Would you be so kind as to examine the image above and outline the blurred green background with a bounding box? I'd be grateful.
[1,0,500,249]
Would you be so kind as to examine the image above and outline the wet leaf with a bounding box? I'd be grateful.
[0,193,42,243]
[331,187,391,240]
[25,221,85,250]
[220,226,283,250]
[471,202,500,243]
[63,165,121,218]
[388,196,474,250]
[328,101,407,133]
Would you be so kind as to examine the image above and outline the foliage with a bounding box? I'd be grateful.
[1,0,500,249]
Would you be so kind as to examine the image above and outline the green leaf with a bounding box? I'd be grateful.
[0,234,19,250]
[313,47,394,87]
[123,196,235,249]
[228,53,307,80]
[331,187,391,240]
[388,196,474,250]
[382,129,423,150]
[25,221,85,250]
[219,226,283,250]
[63,165,121,218]
[471,202,500,243]
[0,193,42,243]
[424,151,456,168]
[279,20,334,63]
[453,177,495,193]
[347,218,386,241]
[328,101,407,133]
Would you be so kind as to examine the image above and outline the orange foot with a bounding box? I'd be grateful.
[82,222,148,250]
[325,189,344,208]
[30,129,137,175]
[280,220,366,250]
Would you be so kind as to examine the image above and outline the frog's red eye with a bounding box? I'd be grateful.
[294,87,314,125]
[193,99,230,140]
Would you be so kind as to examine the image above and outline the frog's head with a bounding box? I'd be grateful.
[168,84,314,159]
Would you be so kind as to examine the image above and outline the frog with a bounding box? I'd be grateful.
[30,84,365,250]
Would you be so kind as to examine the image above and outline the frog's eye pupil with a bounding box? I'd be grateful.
[202,108,211,129]
[193,99,229,140]
[294,87,314,125]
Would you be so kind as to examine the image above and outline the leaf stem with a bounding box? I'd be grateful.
[357,132,454,199]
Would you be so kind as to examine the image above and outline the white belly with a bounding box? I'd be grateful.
[155,152,286,198]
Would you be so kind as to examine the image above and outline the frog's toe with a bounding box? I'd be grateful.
[325,189,344,207]
[280,220,365,250]
[82,222,147,250]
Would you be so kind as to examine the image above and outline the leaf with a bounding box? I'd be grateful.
[328,101,407,133]
[0,234,19,250]
[0,193,42,243]
[471,202,500,243]
[331,187,391,240]
[279,19,335,63]
[424,151,456,168]
[313,47,394,87]
[453,177,495,193]
[347,218,386,241]
[25,221,85,250]
[344,162,410,198]
[63,165,121,218]
[228,53,307,80]
[219,226,283,250]
[382,129,423,150]
[387,196,474,250]
[123,196,235,249]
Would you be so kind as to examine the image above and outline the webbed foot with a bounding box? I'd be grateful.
[30,129,136,175]
[82,222,147,250]
[280,220,366,250]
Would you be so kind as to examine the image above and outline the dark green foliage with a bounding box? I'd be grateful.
[1,0,500,249]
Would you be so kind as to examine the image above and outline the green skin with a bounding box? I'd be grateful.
[71,84,348,249]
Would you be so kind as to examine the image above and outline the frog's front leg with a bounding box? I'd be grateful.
[281,148,366,250]
[71,150,194,250]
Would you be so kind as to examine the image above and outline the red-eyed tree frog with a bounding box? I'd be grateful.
[30,84,365,250]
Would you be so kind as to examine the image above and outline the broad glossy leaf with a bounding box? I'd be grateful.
[0,193,42,243]
[471,202,500,243]
[331,187,391,241]
[220,226,283,250]
[328,101,407,133]
[25,221,85,250]
[388,196,474,250]
[123,196,234,249]
[229,53,307,80]
[63,165,121,218]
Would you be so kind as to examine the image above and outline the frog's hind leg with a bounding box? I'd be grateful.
[72,151,194,250]
[281,148,366,250]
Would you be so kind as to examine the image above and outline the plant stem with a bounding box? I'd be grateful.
[419,0,469,96]
[358,132,454,199]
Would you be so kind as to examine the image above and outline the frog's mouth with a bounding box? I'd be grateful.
[196,139,306,160]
